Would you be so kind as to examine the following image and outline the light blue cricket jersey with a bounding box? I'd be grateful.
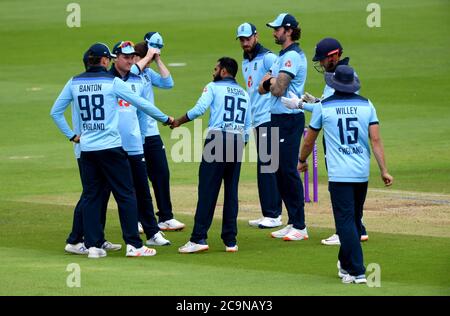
[109,66,146,155]
[269,43,307,114]
[50,66,169,152]
[187,77,252,139]
[130,64,174,139]
[309,93,379,183]
[241,43,277,127]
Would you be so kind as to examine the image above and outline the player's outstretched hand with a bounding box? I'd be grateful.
[302,92,319,103]
[163,116,174,126]
[282,91,303,109]
[72,135,80,143]
[381,172,394,186]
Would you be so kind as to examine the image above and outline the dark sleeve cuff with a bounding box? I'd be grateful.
[309,125,321,131]
[279,70,295,79]
[369,121,379,126]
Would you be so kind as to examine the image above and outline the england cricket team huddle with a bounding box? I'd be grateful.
[51,13,393,284]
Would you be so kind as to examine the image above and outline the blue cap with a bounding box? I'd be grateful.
[112,41,136,55]
[325,65,360,93]
[236,22,257,39]
[312,38,343,61]
[144,32,164,49]
[266,13,298,28]
[86,43,116,59]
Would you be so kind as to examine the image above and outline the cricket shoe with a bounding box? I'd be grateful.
[248,217,264,227]
[178,241,209,254]
[88,247,107,259]
[126,245,157,257]
[101,241,122,251]
[341,274,367,284]
[270,224,293,238]
[138,222,144,234]
[158,218,185,231]
[258,216,282,229]
[360,234,369,242]
[146,231,171,246]
[65,242,88,255]
[337,261,349,278]
[321,234,340,246]
[283,227,309,241]
[225,245,238,253]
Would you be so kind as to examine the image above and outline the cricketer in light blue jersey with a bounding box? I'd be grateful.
[309,94,379,182]
[269,43,307,114]
[50,67,169,152]
[187,78,252,139]
[131,64,174,138]
[241,43,277,127]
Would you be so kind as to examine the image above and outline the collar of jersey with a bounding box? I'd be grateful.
[86,66,108,73]
[109,64,131,81]
[243,43,270,62]
[279,42,302,56]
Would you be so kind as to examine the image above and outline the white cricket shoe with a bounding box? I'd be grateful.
[178,241,209,254]
[258,216,282,229]
[138,222,144,234]
[270,224,293,238]
[248,217,264,227]
[322,234,340,246]
[126,244,157,257]
[158,218,185,231]
[65,242,88,255]
[146,231,171,246]
[225,245,238,253]
[341,274,367,284]
[88,247,107,259]
[283,227,309,241]
[337,261,349,278]
[101,241,122,251]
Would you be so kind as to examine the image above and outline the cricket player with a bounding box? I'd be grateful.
[63,50,120,255]
[171,57,252,253]
[131,32,186,232]
[50,43,173,258]
[236,22,282,229]
[282,37,369,245]
[108,40,171,246]
[258,13,308,241]
[298,65,393,283]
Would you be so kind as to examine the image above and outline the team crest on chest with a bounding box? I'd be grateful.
[247,75,253,88]
[131,84,136,92]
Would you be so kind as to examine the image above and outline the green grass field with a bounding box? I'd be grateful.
[0,0,449,295]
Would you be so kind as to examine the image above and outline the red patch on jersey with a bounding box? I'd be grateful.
[284,60,292,67]
[118,99,131,107]
[247,75,253,88]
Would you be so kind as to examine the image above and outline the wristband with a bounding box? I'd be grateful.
[262,77,273,92]
[298,158,306,164]
[69,135,77,142]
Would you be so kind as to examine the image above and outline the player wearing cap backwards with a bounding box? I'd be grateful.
[281,38,369,245]
[131,32,186,232]
[258,13,309,241]
[50,43,173,258]
[171,57,252,253]
[107,40,172,247]
[298,65,393,283]
[235,22,282,229]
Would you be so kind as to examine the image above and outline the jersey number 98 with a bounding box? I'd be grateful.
[77,94,105,121]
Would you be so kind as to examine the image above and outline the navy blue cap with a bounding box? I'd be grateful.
[236,22,257,39]
[266,13,298,28]
[86,43,116,59]
[325,65,360,93]
[112,41,136,55]
[312,38,342,61]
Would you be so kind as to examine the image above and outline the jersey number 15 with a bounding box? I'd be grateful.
[337,117,359,145]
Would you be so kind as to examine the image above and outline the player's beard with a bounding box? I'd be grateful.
[213,73,223,82]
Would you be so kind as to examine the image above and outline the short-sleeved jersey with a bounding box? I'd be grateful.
[269,43,307,114]
[130,64,174,139]
[309,93,379,182]
[50,67,168,152]
[186,78,252,139]
[241,43,277,127]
